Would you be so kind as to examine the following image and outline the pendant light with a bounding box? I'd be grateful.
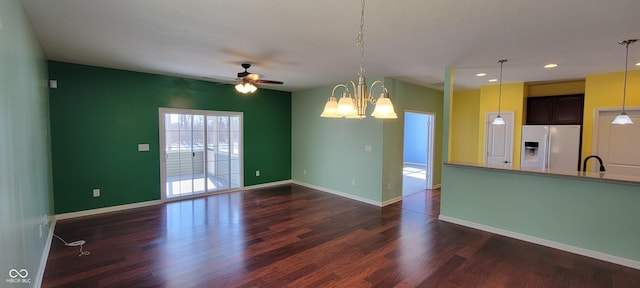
[492,59,508,125]
[320,0,397,119]
[612,39,637,125]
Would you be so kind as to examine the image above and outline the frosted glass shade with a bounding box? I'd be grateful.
[612,112,633,125]
[492,116,506,125]
[320,97,340,118]
[235,82,257,94]
[337,96,355,116]
[371,96,397,119]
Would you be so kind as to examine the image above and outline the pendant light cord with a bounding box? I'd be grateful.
[620,40,632,112]
[497,59,507,116]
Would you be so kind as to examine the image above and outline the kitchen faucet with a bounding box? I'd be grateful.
[582,155,606,172]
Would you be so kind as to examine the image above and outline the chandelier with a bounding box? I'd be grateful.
[320,0,397,119]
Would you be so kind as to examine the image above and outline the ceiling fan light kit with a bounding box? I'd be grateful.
[235,81,257,94]
[320,0,397,119]
[234,63,283,94]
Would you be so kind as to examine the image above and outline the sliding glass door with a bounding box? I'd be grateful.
[206,115,242,190]
[160,108,242,199]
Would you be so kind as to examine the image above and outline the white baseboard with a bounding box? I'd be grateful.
[33,218,56,288]
[292,181,384,207]
[56,200,163,220]
[382,196,403,206]
[292,181,412,207]
[244,180,293,190]
[55,181,295,221]
[438,215,640,270]
[54,180,406,221]
[404,162,427,166]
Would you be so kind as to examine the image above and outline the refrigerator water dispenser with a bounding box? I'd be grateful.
[523,141,539,161]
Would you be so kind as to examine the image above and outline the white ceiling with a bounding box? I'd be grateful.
[20,0,640,92]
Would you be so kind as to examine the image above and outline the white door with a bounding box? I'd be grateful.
[426,114,434,189]
[422,114,435,189]
[595,109,640,175]
[485,112,514,165]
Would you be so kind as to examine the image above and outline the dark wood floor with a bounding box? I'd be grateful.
[44,184,640,287]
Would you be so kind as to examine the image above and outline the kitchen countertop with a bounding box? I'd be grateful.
[444,161,640,186]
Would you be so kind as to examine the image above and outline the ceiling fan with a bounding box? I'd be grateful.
[235,63,283,94]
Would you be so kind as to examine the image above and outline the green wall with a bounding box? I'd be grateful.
[291,78,443,204]
[291,84,384,202]
[0,0,54,283]
[49,62,291,214]
[441,164,640,264]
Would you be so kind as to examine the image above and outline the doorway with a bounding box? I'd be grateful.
[402,111,435,196]
[159,108,243,200]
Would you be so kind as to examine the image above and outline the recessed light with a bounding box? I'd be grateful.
[476,73,487,77]
[544,63,559,69]
[636,62,640,66]
[488,79,498,82]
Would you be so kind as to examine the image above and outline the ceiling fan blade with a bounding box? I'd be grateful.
[256,79,283,85]
[233,63,281,85]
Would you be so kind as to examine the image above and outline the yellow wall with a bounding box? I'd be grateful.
[451,89,480,162]
[448,71,640,169]
[528,81,585,97]
[477,83,526,166]
[583,71,640,161]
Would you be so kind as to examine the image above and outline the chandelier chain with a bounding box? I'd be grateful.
[357,0,366,76]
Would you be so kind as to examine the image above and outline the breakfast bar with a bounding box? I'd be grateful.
[440,161,640,268]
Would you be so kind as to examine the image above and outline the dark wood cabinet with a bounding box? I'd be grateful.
[526,94,584,125]
[527,97,553,124]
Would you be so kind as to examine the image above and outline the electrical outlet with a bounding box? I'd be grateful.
[39,224,43,238]
[303,169,307,175]
[352,179,356,185]
[388,182,392,190]
[256,170,260,177]
[93,188,100,197]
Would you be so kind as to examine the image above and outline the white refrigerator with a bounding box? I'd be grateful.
[521,125,581,171]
